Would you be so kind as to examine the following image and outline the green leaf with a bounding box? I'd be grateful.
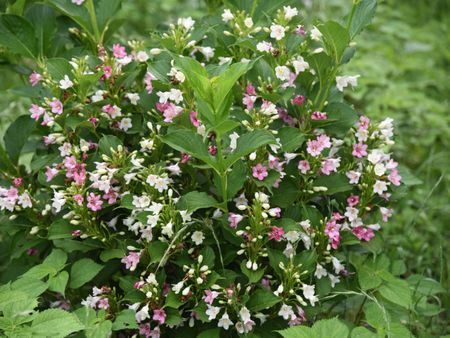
[70,258,103,289]
[197,328,221,338]
[314,174,352,195]
[351,327,378,338]
[11,277,48,298]
[0,289,37,318]
[0,14,37,58]
[174,56,212,105]
[48,271,69,296]
[3,115,35,163]
[25,4,56,56]
[313,318,350,338]
[177,191,218,213]
[148,241,169,264]
[278,127,305,152]
[318,21,350,64]
[240,261,265,283]
[323,102,358,138]
[278,326,313,338]
[407,274,446,295]
[271,177,300,208]
[161,129,220,172]
[47,57,73,81]
[98,134,123,157]
[100,248,125,262]
[30,309,84,337]
[48,219,73,240]
[226,160,247,200]
[46,0,92,39]
[246,288,281,312]
[224,129,275,168]
[96,0,122,32]
[349,0,377,39]
[378,274,412,309]
[112,309,138,330]
[43,249,68,272]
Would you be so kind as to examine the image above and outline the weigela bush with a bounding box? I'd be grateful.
[0,0,410,337]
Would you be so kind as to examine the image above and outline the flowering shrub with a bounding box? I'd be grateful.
[0,0,430,337]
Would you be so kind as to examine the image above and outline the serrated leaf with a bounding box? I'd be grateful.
[30,309,84,337]
[48,271,69,296]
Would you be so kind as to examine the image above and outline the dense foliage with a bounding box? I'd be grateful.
[0,0,448,337]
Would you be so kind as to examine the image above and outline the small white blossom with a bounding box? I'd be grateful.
[59,75,73,90]
[191,231,205,245]
[270,24,286,40]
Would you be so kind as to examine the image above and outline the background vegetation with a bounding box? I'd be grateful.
[0,0,448,336]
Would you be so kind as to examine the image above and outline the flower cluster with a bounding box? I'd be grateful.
[0,3,402,337]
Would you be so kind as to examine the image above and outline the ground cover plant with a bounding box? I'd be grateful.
[0,0,448,337]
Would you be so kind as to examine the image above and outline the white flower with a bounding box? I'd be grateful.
[300,233,311,250]
[310,26,322,41]
[58,142,71,157]
[200,46,215,61]
[302,284,318,306]
[161,221,174,237]
[239,307,251,323]
[72,0,85,5]
[222,9,234,22]
[132,195,151,209]
[126,93,140,105]
[373,180,389,195]
[346,170,361,184]
[331,257,345,274]
[314,264,328,279]
[278,304,294,320]
[206,305,220,320]
[191,231,205,245]
[283,242,295,257]
[18,193,32,208]
[284,230,300,243]
[256,41,273,53]
[179,210,192,223]
[336,75,360,92]
[119,118,133,132]
[292,56,309,74]
[91,90,105,102]
[329,274,340,288]
[135,304,150,323]
[172,281,184,294]
[244,17,254,28]
[270,24,286,40]
[229,132,239,151]
[178,17,195,30]
[218,312,233,330]
[81,295,99,308]
[135,51,149,62]
[168,68,185,83]
[52,191,66,213]
[275,66,291,81]
[59,75,73,90]
[140,139,154,152]
[345,207,359,222]
[368,149,384,164]
[374,163,386,176]
[283,6,298,20]
[234,193,248,210]
[274,284,284,297]
[154,176,170,192]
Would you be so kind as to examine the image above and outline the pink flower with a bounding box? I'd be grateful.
[228,213,243,229]
[358,116,370,130]
[346,170,361,184]
[269,207,281,218]
[325,220,341,249]
[292,95,305,106]
[388,169,401,186]
[139,324,152,338]
[252,163,268,181]
[380,207,393,222]
[121,251,140,271]
[162,103,183,123]
[243,94,257,110]
[13,177,23,187]
[321,158,340,175]
[41,113,54,126]
[73,194,84,206]
[317,134,332,149]
[29,104,45,121]
[45,166,59,182]
[29,71,42,86]
[144,72,155,94]
[27,247,39,256]
[87,192,103,211]
[208,145,217,156]
[311,111,327,120]
[352,143,368,158]
[112,44,127,58]
[306,140,322,157]
[295,25,306,36]
[152,309,166,325]
[49,99,63,114]
[268,226,284,241]
[246,83,257,96]
[97,298,109,310]
[203,289,219,305]
[72,230,82,237]
[347,195,359,207]
[189,111,201,127]
[298,160,310,174]
[103,189,118,204]
[134,281,144,289]
[6,187,19,202]
[352,226,375,241]
[181,153,190,163]
[103,66,112,79]
[89,117,98,126]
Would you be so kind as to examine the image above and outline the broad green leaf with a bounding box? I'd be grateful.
[198,328,221,338]
[11,277,48,298]
[314,174,352,195]
[212,119,240,137]
[3,115,35,163]
[407,274,446,295]
[48,219,73,240]
[349,0,377,39]
[307,52,333,87]
[240,261,265,284]
[174,56,212,104]
[318,21,350,64]
[278,127,305,152]
[147,241,169,264]
[223,129,275,168]
[112,309,138,330]
[177,191,218,213]
[86,320,113,338]
[70,258,103,288]
[25,4,56,56]
[98,134,123,157]
[226,160,247,200]
[46,0,92,39]
[43,249,68,272]
[323,102,358,138]
[246,289,281,312]
[30,309,84,337]
[48,271,69,296]
[46,58,73,81]
[100,248,125,262]
[313,318,350,338]
[278,326,313,338]
[0,289,37,318]
[351,327,378,338]
[96,0,122,32]
[378,275,412,309]
[0,14,37,58]
[271,177,300,208]
[161,129,220,172]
